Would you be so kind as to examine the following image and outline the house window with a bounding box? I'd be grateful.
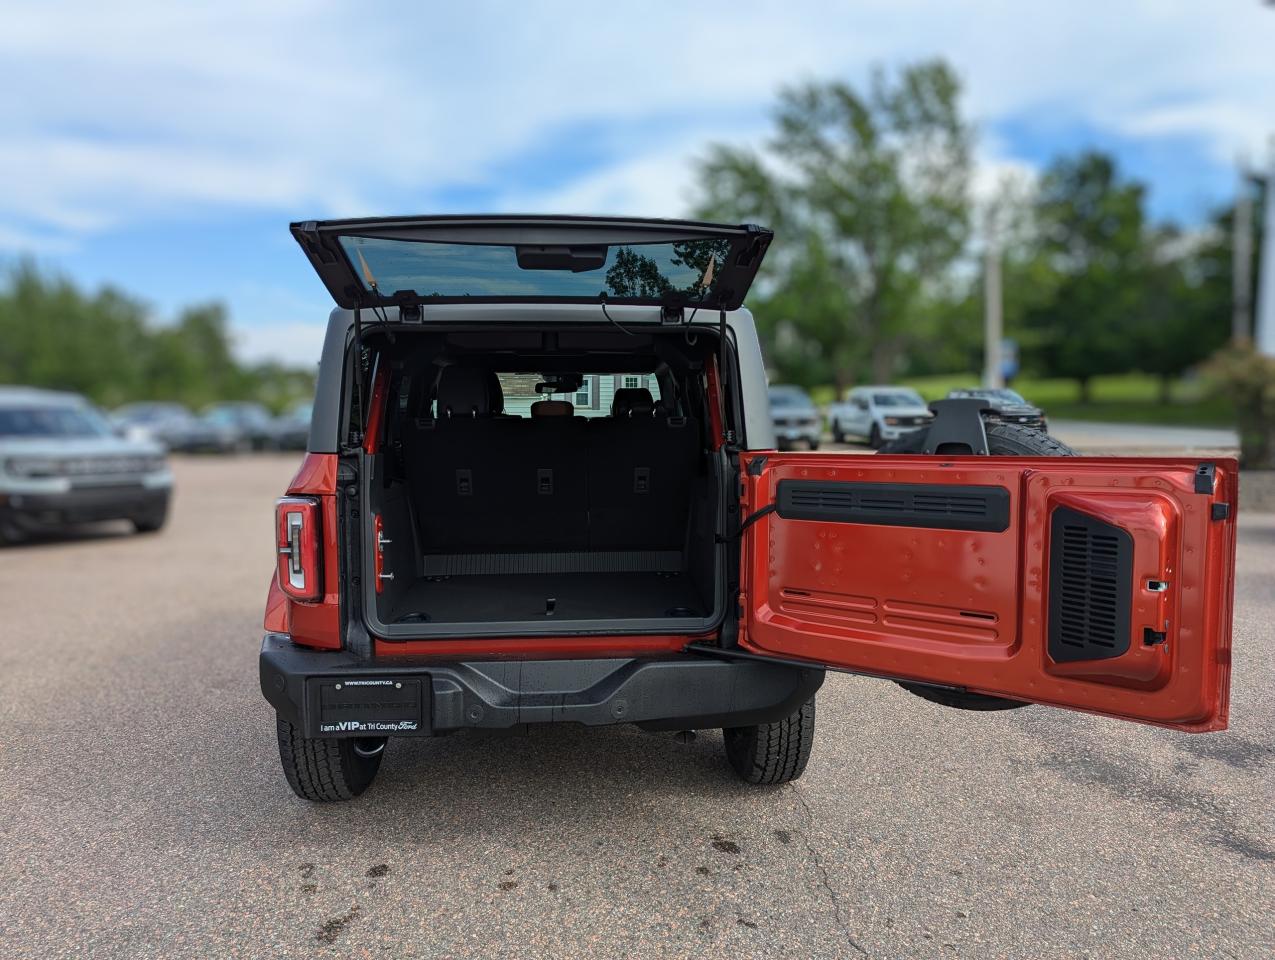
[575,376,592,407]
[623,375,642,390]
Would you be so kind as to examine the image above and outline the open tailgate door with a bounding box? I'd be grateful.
[736,453,1237,731]
[291,214,771,312]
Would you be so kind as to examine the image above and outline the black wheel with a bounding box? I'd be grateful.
[832,422,845,444]
[276,716,386,802]
[808,438,820,451]
[881,421,1077,711]
[0,515,26,546]
[895,682,1028,711]
[724,697,816,785]
[132,504,169,534]
[868,423,882,449]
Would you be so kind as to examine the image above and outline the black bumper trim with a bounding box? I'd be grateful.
[259,633,824,737]
[1,485,169,529]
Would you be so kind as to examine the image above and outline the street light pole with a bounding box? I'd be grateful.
[1233,162,1253,344]
[1256,136,1275,358]
[983,236,1004,389]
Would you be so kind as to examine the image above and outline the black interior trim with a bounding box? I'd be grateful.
[776,480,1011,532]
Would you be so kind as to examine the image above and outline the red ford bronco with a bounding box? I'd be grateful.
[260,215,1238,802]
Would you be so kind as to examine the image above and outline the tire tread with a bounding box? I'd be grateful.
[725,698,816,785]
[276,717,376,802]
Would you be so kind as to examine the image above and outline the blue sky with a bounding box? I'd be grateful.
[2,1,1272,363]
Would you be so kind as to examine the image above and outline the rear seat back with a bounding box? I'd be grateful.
[587,389,698,550]
[407,368,590,552]
[406,373,698,555]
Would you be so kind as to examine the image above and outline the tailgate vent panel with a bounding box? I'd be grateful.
[1047,507,1133,662]
[777,480,1010,532]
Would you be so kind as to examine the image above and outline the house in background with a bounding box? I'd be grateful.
[499,373,660,417]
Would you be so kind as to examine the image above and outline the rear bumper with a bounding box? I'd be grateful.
[0,483,169,532]
[774,425,821,444]
[259,633,825,737]
[878,422,931,441]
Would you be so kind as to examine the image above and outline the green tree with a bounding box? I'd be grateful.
[695,60,972,390]
[0,262,314,413]
[1022,152,1149,401]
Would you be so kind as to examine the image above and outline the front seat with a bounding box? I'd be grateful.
[530,398,574,417]
[610,387,655,417]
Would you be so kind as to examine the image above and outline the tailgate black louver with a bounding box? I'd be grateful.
[776,480,1010,532]
[1047,507,1133,662]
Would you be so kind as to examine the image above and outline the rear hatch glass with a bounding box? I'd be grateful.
[291,215,771,312]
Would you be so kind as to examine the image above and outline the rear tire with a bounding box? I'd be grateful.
[0,516,26,546]
[724,697,816,785]
[275,717,386,802]
[881,421,1077,711]
[132,505,169,534]
[832,421,845,444]
[808,438,820,451]
[868,423,882,449]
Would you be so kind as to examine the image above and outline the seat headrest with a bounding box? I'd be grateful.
[611,387,655,417]
[486,371,505,414]
[436,366,491,418]
[531,399,574,418]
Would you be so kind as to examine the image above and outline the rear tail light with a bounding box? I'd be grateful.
[276,497,322,601]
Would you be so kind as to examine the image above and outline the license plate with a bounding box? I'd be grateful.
[309,677,426,736]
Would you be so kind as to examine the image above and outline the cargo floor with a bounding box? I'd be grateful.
[387,572,709,625]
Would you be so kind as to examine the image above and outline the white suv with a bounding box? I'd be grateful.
[828,385,933,447]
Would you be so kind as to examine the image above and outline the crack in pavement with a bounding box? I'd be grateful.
[791,784,870,956]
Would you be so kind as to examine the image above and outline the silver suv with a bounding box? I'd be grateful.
[0,387,172,544]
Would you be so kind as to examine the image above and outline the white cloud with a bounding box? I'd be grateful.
[3,1,1271,249]
[3,1,1273,361]
[232,320,328,368]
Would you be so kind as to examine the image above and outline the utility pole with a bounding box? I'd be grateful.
[983,232,1004,389]
[1233,161,1253,343]
[1256,135,1275,358]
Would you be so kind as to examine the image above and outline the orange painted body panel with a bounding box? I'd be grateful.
[288,452,338,496]
[263,576,288,633]
[362,362,391,455]
[740,453,1237,732]
[705,355,726,451]
[270,453,342,650]
[373,634,696,660]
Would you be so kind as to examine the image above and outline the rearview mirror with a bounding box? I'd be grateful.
[516,245,607,273]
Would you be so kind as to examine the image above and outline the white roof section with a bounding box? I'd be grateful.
[0,385,88,407]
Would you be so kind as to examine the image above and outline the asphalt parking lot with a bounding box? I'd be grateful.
[2,454,1272,959]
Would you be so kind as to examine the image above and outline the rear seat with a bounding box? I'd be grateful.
[586,388,698,550]
[407,367,589,552]
[406,373,698,555]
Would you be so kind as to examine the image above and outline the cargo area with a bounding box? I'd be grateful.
[359,327,727,637]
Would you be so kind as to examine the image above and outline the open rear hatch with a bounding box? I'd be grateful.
[290,215,772,312]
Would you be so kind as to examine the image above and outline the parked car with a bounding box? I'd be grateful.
[768,385,821,450]
[946,387,1047,432]
[259,214,1237,802]
[271,401,313,451]
[827,385,933,448]
[1,387,172,544]
[113,402,241,453]
[203,402,279,450]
